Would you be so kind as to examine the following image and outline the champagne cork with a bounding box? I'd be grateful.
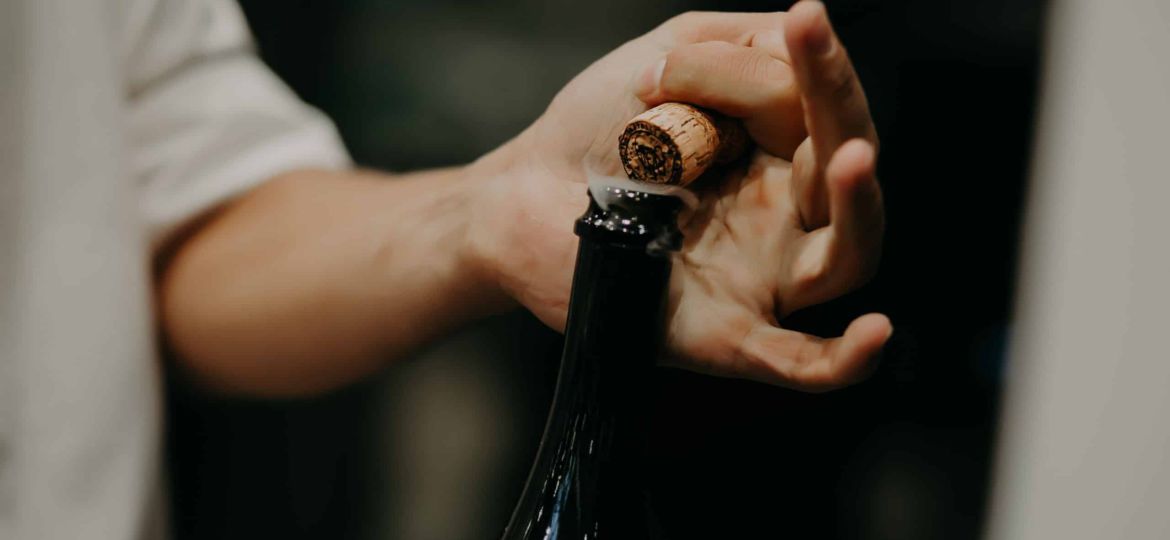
[618,103,749,186]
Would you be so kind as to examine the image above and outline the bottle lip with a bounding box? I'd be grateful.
[575,186,683,253]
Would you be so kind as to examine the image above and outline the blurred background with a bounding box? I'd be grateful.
[167,0,1046,538]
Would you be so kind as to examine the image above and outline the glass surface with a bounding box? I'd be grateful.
[503,187,681,540]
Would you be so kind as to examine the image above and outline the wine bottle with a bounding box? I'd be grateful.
[502,185,683,540]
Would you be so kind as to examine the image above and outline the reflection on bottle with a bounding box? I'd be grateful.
[502,187,682,540]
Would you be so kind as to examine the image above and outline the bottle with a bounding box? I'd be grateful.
[502,185,682,540]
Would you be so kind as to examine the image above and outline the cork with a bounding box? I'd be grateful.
[618,103,749,186]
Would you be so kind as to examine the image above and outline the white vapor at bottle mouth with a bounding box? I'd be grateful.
[584,166,699,212]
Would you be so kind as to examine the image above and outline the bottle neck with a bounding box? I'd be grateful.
[502,187,681,539]
[565,186,681,421]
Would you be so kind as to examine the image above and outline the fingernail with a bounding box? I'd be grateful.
[635,57,667,98]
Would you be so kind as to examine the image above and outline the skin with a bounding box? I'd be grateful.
[160,1,890,397]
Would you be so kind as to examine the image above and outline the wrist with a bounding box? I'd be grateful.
[459,141,529,315]
[362,162,516,342]
[462,133,588,331]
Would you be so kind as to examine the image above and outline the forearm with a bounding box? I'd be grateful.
[159,162,513,396]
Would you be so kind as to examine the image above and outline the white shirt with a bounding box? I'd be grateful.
[0,0,350,537]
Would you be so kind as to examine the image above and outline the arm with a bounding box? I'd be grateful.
[160,156,514,397]
[162,2,889,396]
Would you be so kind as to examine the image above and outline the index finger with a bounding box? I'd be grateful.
[783,1,877,168]
[662,11,788,47]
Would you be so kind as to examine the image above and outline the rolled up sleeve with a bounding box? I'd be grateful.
[125,0,351,247]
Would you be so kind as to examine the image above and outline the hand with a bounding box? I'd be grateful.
[470,1,890,392]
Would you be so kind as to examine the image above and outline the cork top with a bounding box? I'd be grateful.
[618,103,748,187]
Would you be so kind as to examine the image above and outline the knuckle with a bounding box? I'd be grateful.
[661,41,734,91]
[735,50,778,84]
[658,48,692,93]
[812,45,856,99]
[664,11,707,40]
[760,71,797,108]
[793,254,831,292]
[692,39,736,55]
[792,237,880,299]
[823,60,857,104]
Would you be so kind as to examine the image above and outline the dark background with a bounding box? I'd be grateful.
[168,0,1046,538]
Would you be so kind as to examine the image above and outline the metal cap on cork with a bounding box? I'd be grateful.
[618,103,749,187]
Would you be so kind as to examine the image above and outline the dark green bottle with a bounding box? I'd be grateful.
[502,186,682,540]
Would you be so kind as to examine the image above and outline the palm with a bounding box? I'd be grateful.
[667,153,807,382]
